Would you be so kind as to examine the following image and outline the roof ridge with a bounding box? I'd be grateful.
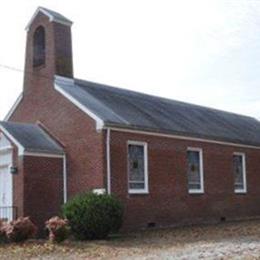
[0,121,64,155]
[39,6,72,22]
[74,78,258,122]
[25,7,73,31]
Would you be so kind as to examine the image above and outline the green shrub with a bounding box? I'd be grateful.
[63,192,123,240]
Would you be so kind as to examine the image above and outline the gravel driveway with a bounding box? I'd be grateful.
[1,220,260,259]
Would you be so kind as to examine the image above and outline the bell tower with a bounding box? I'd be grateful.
[23,7,73,93]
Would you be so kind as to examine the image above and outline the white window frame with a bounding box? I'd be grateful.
[187,147,204,194]
[233,152,247,194]
[127,141,149,194]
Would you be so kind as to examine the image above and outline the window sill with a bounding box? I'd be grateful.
[128,190,149,195]
[188,189,204,194]
[235,190,247,194]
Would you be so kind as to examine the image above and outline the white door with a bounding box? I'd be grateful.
[0,133,13,221]
[0,166,12,220]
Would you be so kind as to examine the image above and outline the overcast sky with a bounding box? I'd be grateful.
[0,0,260,120]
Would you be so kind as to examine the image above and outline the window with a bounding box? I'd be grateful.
[233,153,247,193]
[187,148,204,193]
[33,26,45,67]
[127,141,148,194]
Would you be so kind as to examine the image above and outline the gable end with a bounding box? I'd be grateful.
[25,7,73,31]
[54,76,104,130]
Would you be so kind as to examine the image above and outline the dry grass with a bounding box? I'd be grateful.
[1,220,260,259]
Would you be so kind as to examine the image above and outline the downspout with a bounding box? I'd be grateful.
[63,154,67,203]
[106,128,111,194]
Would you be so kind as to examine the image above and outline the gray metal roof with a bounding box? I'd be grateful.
[0,121,64,155]
[56,77,260,147]
[25,7,73,31]
[39,7,73,25]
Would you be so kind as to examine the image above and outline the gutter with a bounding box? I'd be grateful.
[104,126,260,150]
[106,128,111,194]
[63,155,67,203]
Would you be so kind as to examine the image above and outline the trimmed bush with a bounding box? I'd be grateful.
[63,192,123,240]
[4,217,37,242]
[45,216,70,243]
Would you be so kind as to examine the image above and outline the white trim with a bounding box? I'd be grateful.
[106,128,111,194]
[107,127,260,150]
[187,147,204,194]
[9,160,14,220]
[0,126,64,158]
[63,155,67,203]
[4,93,23,121]
[0,125,25,156]
[55,75,74,84]
[25,7,73,31]
[54,83,104,130]
[127,141,149,194]
[233,152,247,194]
[8,161,14,221]
[23,152,64,158]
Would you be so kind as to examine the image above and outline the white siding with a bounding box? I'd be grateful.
[0,133,13,221]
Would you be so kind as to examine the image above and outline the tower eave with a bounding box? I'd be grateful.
[25,7,73,31]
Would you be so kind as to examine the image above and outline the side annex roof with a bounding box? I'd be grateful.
[0,121,64,156]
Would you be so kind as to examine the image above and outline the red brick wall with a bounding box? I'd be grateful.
[10,96,106,197]
[110,130,260,230]
[22,156,63,230]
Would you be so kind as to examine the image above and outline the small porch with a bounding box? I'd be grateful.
[0,121,65,227]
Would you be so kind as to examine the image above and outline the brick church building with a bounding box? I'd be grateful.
[1,7,260,230]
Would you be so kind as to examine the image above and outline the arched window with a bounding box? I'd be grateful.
[33,26,45,67]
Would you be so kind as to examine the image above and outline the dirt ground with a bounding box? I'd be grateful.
[1,220,260,259]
